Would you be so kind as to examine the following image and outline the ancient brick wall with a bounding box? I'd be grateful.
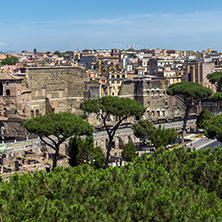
[24,67,88,116]
[119,77,183,121]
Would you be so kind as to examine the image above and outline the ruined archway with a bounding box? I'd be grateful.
[118,136,124,149]
[128,136,134,145]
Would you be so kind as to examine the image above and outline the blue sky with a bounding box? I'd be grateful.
[0,0,222,52]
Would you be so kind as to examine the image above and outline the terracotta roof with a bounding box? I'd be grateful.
[0,55,6,60]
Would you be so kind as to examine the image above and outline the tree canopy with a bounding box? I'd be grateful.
[121,143,138,162]
[150,125,178,149]
[80,96,146,166]
[132,119,155,146]
[1,56,19,66]
[167,82,213,144]
[196,109,213,129]
[207,72,222,92]
[204,114,222,143]
[68,136,105,169]
[2,147,222,220]
[210,92,222,102]
[23,112,93,170]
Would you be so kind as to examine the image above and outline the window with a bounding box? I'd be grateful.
[162,111,165,117]
[31,110,34,118]
[27,100,29,106]
[18,89,19,96]
[36,110,39,116]
[6,89,10,96]
[5,81,9,85]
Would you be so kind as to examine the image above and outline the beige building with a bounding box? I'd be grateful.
[21,67,88,117]
[118,75,184,122]
[183,61,215,90]
[109,72,127,96]
[0,73,31,116]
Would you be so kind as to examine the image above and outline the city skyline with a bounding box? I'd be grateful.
[1,0,222,52]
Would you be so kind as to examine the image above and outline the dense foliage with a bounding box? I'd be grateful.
[210,92,222,102]
[1,147,222,221]
[132,119,155,146]
[196,109,213,129]
[23,112,93,169]
[204,114,222,143]
[68,136,105,169]
[121,143,138,162]
[1,56,19,66]
[167,82,213,144]
[80,96,146,166]
[207,72,222,92]
[150,125,178,149]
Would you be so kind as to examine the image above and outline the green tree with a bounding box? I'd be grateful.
[210,92,222,102]
[68,136,93,167]
[1,56,19,66]
[196,109,213,129]
[207,72,222,92]
[132,119,155,146]
[204,114,222,143]
[33,48,37,54]
[22,112,93,170]
[150,125,178,149]
[53,50,63,57]
[2,147,222,220]
[167,82,213,144]
[80,96,146,166]
[68,136,105,169]
[121,143,138,162]
[93,146,106,169]
[210,92,222,112]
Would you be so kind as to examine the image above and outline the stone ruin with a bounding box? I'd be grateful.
[0,145,69,180]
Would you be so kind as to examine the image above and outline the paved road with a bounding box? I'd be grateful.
[188,138,222,151]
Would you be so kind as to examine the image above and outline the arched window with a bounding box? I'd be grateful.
[36,110,39,116]
[6,89,10,96]
[31,110,34,118]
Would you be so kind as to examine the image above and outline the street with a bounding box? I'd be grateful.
[188,137,222,151]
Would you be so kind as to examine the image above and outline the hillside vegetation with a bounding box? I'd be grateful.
[1,147,222,221]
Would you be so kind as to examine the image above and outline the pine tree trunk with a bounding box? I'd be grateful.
[52,149,59,171]
[182,113,189,145]
[105,137,113,168]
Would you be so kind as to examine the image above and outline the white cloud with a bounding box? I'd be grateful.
[0,42,5,46]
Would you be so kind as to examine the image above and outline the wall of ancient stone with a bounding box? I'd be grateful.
[119,77,183,121]
[24,67,88,117]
